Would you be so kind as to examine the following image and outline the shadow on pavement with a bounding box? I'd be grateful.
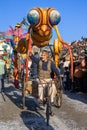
[63,89,87,104]
[20,110,54,130]
[4,85,55,130]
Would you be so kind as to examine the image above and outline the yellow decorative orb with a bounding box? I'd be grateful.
[16,38,28,54]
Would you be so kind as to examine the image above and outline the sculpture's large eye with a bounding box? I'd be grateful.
[49,10,61,26]
[27,10,39,25]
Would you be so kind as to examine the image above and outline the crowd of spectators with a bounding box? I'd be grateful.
[59,37,87,92]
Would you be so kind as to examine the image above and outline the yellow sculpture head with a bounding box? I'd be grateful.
[27,7,61,47]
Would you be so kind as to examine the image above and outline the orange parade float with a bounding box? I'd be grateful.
[14,7,74,94]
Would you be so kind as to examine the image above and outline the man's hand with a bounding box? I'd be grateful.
[29,52,32,56]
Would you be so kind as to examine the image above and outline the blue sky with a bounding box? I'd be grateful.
[0,0,87,43]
